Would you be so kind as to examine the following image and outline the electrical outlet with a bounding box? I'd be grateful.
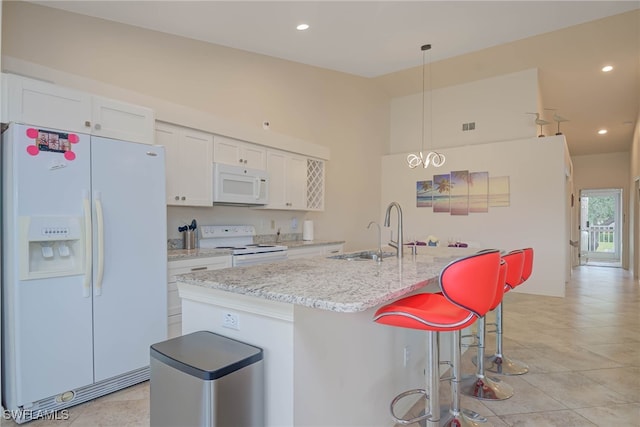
[462,122,477,131]
[222,312,239,330]
[270,220,275,229]
[403,346,410,367]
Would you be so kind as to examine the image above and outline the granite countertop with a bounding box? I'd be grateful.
[283,240,345,249]
[176,246,477,313]
[168,240,345,261]
[168,248,232,261]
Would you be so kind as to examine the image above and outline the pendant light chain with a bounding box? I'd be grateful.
[407,44,446,170]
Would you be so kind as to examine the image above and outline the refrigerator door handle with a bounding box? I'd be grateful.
[83,191,92,298]
[95,193,105,296]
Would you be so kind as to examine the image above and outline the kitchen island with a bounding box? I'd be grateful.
[177,247,476,427]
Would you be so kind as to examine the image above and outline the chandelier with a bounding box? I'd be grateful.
[407,44,446,169]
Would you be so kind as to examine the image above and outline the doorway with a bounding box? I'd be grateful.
[579,189,622,266]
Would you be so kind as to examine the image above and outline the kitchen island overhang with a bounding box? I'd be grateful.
[177,248,477,427]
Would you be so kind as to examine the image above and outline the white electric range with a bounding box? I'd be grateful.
[198,225,288,267]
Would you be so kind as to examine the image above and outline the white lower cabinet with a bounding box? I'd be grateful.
[287,243,344,260]
[167,255,232,338]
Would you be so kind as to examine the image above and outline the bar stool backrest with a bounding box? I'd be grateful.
[520,247,534,285]
[489,259,508,311]
[502,250,524,291]
[440,250,501,318]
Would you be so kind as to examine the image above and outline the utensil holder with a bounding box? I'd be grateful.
[183,230,196,250]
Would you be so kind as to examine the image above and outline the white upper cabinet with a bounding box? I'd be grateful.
[91,96,154,144]
[265,150,307,210]
[4,73,91,133]
[156,122,213,207]
[2,73,155,145]
[213,135,266,170]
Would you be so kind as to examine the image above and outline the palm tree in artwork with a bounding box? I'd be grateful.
[451,170,475,187]
[420,181,432,192]
[435,177,451,193]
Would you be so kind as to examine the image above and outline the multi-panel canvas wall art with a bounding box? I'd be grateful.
[417,170,509,215]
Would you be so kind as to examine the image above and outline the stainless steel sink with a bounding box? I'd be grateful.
[328,250,396,261]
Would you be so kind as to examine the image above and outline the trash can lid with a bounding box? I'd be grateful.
[151,331,263,381]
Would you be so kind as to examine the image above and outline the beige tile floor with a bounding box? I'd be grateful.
[2,265,637,426]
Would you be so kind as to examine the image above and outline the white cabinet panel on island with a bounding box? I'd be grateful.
[177,247,477,427]
[286,243,344,259]
[167,254,232,338]
[157,122,214,207]
[2,73,154,144]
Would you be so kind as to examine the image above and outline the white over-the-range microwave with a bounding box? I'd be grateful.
[212,162,269,205]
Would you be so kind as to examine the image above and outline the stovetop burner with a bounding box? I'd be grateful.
[199,225,288,255]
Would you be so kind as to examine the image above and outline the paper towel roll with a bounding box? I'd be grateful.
[302,220,314,241]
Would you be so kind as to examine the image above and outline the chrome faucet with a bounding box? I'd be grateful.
[384,202,404,259]
[367,221,383,261]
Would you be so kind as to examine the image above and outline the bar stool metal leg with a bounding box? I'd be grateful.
[389,331,441,426]
[462,316,514,400]
[442,330,495,427]
[484,302,528,375]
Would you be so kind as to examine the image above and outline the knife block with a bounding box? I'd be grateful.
[183,230,196,250]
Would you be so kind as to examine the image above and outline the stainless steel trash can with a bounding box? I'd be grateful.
[150,331,264,427]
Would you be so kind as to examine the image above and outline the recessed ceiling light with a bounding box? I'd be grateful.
[296,24,309,31]
[598,129,608,135]
[602,65,613,72]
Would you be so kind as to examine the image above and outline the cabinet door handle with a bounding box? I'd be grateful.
[175,196,180,200]
[239,158,244,163]
[84,120,91,127]
[94,123,102,130]
[191,267,208,271]
[181,196,186,200]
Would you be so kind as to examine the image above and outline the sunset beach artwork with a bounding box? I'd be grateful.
[489,176,510,207]
[416,180,434,207]
[432,173,451,213]
[416,170,506,214]
[450,170,470,216]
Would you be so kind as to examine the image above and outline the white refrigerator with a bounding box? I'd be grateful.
[1,123,167,422]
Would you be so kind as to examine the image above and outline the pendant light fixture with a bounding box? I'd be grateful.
[407,44,446,169]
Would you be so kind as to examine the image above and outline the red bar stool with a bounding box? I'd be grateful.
[484,248,534,375]
[373,250,502,427]
[461,253,520,400]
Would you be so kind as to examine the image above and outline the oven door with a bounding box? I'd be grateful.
[233,251,288,267]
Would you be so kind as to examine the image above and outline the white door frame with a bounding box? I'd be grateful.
[634,178,639,279]
[579,188,623,265]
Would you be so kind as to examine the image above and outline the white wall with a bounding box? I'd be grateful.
[1,2,389,251]
[381,136,569,297]
[389,69,539,154]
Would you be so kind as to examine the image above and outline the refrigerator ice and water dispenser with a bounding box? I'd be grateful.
[18,215,85,280]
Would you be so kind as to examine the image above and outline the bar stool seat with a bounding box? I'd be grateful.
[374,250,502,427]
